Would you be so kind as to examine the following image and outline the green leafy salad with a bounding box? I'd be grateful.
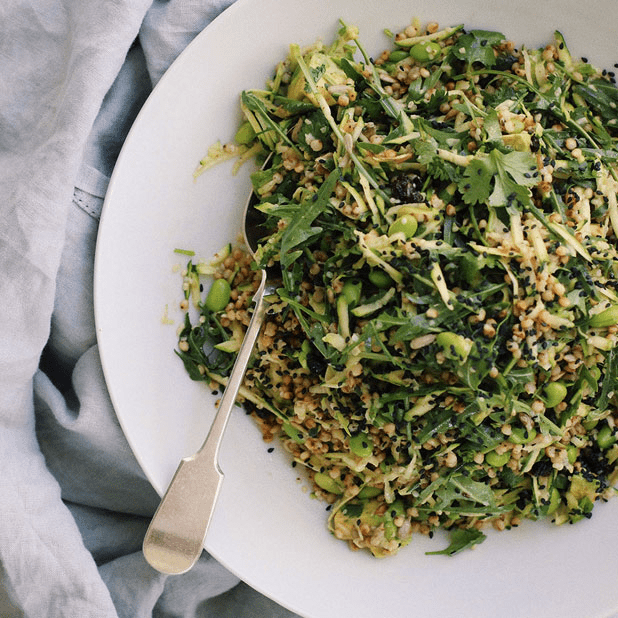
[177,18,618,557]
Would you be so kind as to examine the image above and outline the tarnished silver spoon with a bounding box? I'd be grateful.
[143,185,277,575]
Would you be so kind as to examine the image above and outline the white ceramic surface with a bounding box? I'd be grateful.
[94,1,618,616]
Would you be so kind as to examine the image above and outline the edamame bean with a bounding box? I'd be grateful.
[383,507,404,539]
[313,472,344,495]
[234,121,256,145]
[389,49,410,62]
[597,423,617,449]
[409,41,441,62]
[368,269,392,288]
[205,278,231,312]
[388,214,418,239]
[282,422,305,444]
[509,426,537,444]
[358,486,382,499]
[566,444,578,465]
[384,520,397,540]
[543,381,567,408]
[589,305,618,327]
[387,500,406,519]
[436,331,473,362]
[485,449,510,467]
[341,280,362,308]
[546,487,561,515]
[349,432,373,457]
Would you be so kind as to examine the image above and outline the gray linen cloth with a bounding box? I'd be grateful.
[0,1,300,616]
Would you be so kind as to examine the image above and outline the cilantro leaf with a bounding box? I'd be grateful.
[489,149,536,208]
[489,170,529,208]
[451,30,506,67]
[426,528,486,556]
[459,157,493,205]
[308,63,326,86]
[483,109,503,142]
[459,149,538,207]
[413,138,438,166]
[296,109,332,153]
[428,156,461,183]
[500,150,539,187]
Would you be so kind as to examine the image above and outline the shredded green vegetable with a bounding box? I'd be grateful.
[179,18,618,557]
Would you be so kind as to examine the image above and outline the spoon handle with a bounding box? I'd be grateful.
[143,271,268,574]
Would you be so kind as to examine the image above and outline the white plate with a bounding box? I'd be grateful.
[94,1,618,616]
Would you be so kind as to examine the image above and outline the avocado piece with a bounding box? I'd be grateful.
[288,52,351,105]
[564,474,599,522]
[502,132,531,151]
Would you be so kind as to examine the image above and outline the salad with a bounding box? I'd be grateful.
[177,18,618,557]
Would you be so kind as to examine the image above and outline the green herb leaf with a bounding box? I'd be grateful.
[597,347,618,411]
[296,109,333,153]
[426,528,487,556]
[489,149,537,208]
[280,168,340,270]
[451,30,506,67]
[459,157,493,205]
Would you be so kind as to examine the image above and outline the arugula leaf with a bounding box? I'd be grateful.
[596,347,618,411]
[276,288,338,361]
[279,168,340,270]
[356,141,386,154]
[241,91,300,152]
[339,57,364,82]
[573,79,618,131]
[426,528,486,556]
[447,474,497,508]
[251,167,278,193]
[271,95,316,116]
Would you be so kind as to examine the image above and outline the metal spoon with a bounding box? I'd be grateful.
[143,186,276,575]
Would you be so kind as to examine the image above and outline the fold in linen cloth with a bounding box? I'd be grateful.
[0,1,299,616]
